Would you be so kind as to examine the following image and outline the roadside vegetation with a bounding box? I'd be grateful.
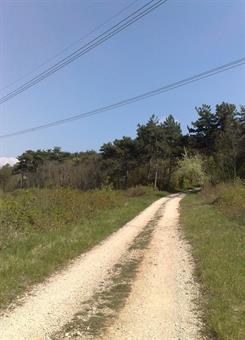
[1,103,244,192]
[181,182,245,340]
[0,101,244,327]
[0,186,163,310]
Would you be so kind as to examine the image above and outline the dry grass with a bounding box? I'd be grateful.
[0,187,164,310]
[202,180,245,223]
[181,183,245,339]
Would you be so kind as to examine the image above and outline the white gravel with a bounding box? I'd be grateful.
[0,197,167,340]
[103,194,203,340]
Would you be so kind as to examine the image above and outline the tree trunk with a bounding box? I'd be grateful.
[154,169,158,188]
[233,157,237,182]
[154,166,158,189]
[125,168,129,189]
[147,158,153,183]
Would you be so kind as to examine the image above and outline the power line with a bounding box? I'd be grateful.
[0,0,140,93]
[1,57,244,139]
[0,0,168,105]
[0,0,165,104]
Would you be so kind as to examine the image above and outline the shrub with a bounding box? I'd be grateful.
[0,187,162,309]
[0,188,127,249]
[201,180,245,222]
[126,185,156,197]
[175,152,208,189]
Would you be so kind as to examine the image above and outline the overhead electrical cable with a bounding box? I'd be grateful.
[0,0,168,105]
[0,0,140,93]
[1,57,244,139]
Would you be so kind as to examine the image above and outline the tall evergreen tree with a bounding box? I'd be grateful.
[188,104,218,155]
[161,115,183,187]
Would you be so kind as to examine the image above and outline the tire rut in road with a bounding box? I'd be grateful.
[103,194,204,340]
[51,200,168,339]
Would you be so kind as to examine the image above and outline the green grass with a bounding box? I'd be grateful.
[181,186,245,340]
[202,181,245,224]
[0,187,164,310]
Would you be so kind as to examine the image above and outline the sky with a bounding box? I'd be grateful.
[0,0,244,159]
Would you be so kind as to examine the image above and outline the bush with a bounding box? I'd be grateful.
[201,180,245,222]
[0,187,162,309]
[126,185,156,197]
[0,188,127,249]
[175,152,208,189]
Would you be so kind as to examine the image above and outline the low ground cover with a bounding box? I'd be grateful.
[0,186,164,310]
[181,183,245,339]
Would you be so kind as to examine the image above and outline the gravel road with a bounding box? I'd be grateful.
[0,194,202,339]
[0,197,167,340]
[103,194,203,339]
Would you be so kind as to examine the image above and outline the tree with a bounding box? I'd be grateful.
[215,103,241,180]
[136,114,183,189]
[14,150,41,188]
[237,106,245,178]
[161,115,183,188]
[4,102,244,192]
[188,104,218,155]
[136,115,164,187]
[0,165,12,191]
[100,137,136,188]
[188,102,243,181]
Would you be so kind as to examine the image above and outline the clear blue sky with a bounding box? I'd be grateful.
[0,0,244,158]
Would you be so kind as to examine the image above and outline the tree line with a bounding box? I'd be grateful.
[0,102,244,192]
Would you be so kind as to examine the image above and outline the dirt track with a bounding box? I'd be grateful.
[104,194,202,340]
[0,194,202,339]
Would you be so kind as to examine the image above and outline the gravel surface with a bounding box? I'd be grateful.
[103,194,203,340]
[0,195,203,340]
[0,197,167,340]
